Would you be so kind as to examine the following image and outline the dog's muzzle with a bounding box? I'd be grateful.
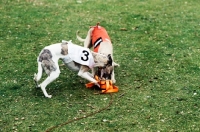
[97,54,113,79]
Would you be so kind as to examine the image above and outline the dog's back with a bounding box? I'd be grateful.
[91,26,111,53]
[91,26,111,44]
[42,43,64,58]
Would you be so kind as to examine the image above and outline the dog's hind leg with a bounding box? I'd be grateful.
[39,69,60,98]
[34,62,43,88]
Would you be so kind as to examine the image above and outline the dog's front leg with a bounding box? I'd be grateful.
[79,72,100,87]
[113,62,120,67]
[78,66,100,87]
[111,69,116,84]
[39,70,60,98]
[91,67,96,77]
[34,73,39,88]
[34,62,43,88]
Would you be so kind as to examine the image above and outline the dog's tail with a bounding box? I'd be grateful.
[76,30,85,42]
[34,62,43,84]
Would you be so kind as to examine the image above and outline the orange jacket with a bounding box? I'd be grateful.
[91,26,111,52]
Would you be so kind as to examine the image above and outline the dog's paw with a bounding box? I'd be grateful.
[33,73,37,80]
[113,62,120,67]
[112,79,116,84]
[46,95,52,98]
[95,83,100,88]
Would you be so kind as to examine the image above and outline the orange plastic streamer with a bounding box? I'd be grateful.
[85,75,119,93]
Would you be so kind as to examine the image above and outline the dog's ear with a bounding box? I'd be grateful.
[62,40,72,45]
[91,51,95,56]
[107,54,113,66]
[62,41,68,45]
[68,40,72,43]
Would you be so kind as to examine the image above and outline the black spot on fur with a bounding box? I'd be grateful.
[107,54,112,66]
[41,60,57,76]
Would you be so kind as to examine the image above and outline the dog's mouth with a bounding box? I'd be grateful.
[96,65,113,80]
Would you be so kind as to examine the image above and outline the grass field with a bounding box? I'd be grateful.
[1,0,200,131]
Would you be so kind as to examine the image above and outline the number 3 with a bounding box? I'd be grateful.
[81,50,89,61]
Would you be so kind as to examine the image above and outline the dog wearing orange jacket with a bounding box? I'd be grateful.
[76,23,119,83]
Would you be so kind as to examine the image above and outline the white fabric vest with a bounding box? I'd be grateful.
[62,41,95,68]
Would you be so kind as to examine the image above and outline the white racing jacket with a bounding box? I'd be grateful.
[62,40,95,69]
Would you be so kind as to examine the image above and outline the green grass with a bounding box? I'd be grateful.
[1,0,200,131]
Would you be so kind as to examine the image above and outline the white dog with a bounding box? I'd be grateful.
[76,23,119,83]
[34,40,110,98]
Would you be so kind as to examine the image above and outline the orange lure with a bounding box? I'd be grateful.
[85,75,119,93]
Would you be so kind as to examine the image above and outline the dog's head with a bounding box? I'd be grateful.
[93,54,113,80]
[91,52,112,68]
[97,65,113,80]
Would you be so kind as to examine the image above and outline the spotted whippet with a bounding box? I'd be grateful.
[34,40,111,98]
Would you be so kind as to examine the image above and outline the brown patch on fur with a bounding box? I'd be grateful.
[39,49,57,76]
[61,43,68,55]
[39,49,52,62]
[41,60,57,76]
